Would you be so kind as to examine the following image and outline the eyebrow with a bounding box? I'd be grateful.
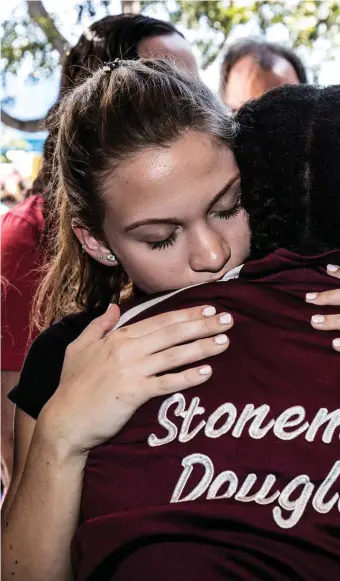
[124,173,240,233]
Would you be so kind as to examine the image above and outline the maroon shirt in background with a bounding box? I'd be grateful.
[72,249,340,581]
[1,194,44,370]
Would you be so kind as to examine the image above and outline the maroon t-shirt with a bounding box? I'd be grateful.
[1,194,44,370]
[72,249,340,581]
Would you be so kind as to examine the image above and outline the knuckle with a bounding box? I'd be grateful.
[156,374,171,393]
[106,335,125,358]
[319,294,331,304]
[202,316,215,333]
[192,340,206,360]
[113,343,127,362]
[154,313,173,328]
[330,315,340,329]
[165,324,182,344]
[98,317,110,331]
[92,317,105,331]
[181,370,194,388]
[318,314,340,330]
[186,307,199,321]
[190,306,204,321]
[164,348,180,367]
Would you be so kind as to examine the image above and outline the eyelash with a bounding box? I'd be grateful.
[147,200,242,250]
[214,201,242,220]
[147,233,177,251]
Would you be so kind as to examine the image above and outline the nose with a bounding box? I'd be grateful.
[189,227,230,274]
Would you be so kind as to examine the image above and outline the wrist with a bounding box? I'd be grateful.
[35,405,89,468]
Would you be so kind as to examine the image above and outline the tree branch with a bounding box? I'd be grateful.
[0,109,46,132]
[26,1,69,56]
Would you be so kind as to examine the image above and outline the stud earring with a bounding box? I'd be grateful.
[107,253,116,262]
[99,255,104,260]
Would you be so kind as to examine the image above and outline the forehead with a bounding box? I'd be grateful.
[137,33,198,75]
[224,54,299,109]
[103,132,237,222]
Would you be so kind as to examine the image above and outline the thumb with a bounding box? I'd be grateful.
[104,303,121,329]
[73,304,121,351]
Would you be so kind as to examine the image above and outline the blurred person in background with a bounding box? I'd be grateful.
[0,12,197,493]
[0,193,17,211]
[220,38,307,111]
[0,201,9,215]
[0,170,26,209]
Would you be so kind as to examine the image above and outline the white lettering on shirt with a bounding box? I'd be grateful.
[148,394,340,530]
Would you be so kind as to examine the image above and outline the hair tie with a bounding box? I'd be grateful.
[103,58,121,72]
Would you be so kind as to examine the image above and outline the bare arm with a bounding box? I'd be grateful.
[1,408,85,581]
[1,371,20,489]
[1,305,232,581]
[1,408,35,520]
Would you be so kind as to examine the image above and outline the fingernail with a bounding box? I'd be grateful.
[327,264,339,273]
[214,334,228,344]
[199,365,212,375]
[203,306,216,317]
[311,315,325,324]
[332,338,340,348]
[219,312,232,325]
[306,293,318,301]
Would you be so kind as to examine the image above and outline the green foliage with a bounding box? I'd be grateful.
[1,0,111,77]
[252,0,340,48]
[1,11,60,77]
[142,0,340,69]
[2,0,340,75]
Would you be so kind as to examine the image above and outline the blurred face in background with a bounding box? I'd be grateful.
[223,54,300,111]
[138,33,198,76]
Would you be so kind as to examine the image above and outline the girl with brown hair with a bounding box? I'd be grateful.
[1,12,197,491]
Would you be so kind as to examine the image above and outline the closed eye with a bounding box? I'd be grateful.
[213,200,242,220]
[146,232,178,250]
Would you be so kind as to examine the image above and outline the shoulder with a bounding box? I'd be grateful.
[2,194,44,227]
[1,195,45,255]
[8,307,104,420]
[1,195,44,247]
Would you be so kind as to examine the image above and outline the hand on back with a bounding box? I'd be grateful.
[307,264,340,352]
[40,303,233,457]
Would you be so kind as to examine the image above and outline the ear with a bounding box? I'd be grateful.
[72,224,119,267]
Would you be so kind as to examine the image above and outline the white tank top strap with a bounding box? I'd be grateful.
[112,264,243,330]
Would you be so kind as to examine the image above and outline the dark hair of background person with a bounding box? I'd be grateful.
[28,13,189,201]
[34,59,237,330]
[234,84,340,258]
[220,38,308,93]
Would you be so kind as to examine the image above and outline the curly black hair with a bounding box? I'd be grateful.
[234,83,340,258]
